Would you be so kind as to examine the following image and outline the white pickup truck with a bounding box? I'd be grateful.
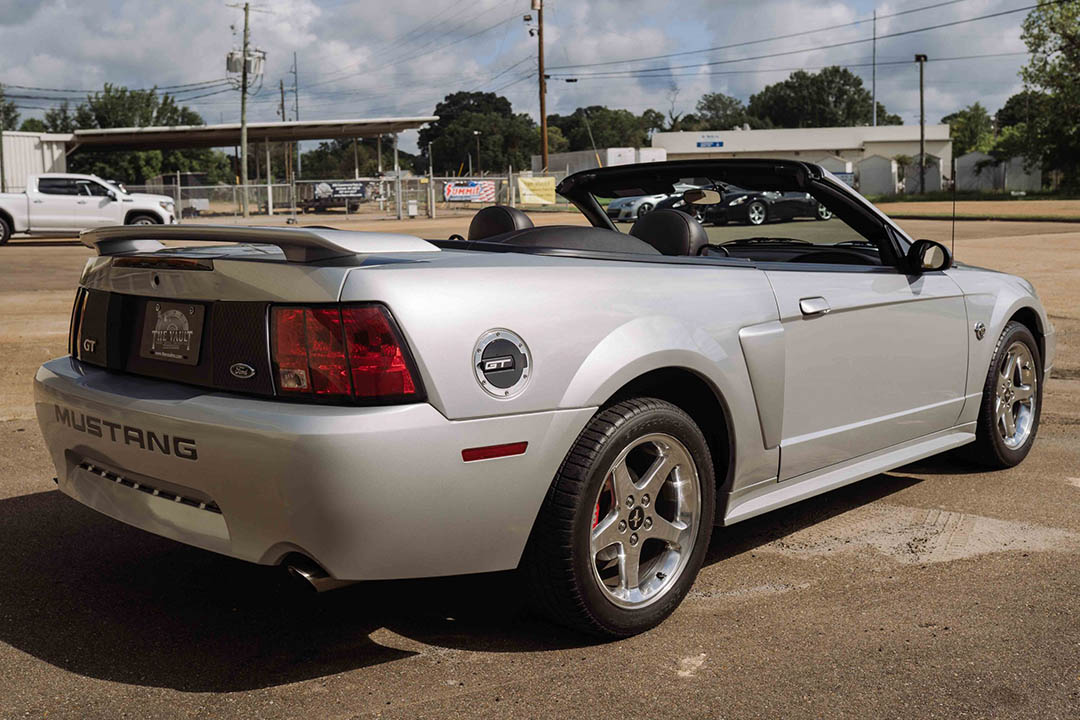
[0,173,176,244]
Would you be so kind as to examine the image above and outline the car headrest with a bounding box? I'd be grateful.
[468,205,534,241]
[628,209,709,256]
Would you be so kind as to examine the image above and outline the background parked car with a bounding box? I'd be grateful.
[605,183,699,223]
[657,182,834,226]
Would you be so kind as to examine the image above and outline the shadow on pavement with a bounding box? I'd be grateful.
[0,467,931,691]
[6,239,85,247]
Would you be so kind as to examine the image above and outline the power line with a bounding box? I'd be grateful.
[548,1,1056,78]
[0,77,231,94]
[548,0,977,72]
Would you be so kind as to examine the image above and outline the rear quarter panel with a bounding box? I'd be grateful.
[340,252,782,491]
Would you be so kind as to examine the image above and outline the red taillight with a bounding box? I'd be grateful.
[270,304,421,403]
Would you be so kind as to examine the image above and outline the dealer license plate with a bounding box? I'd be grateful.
[139,300,205,366]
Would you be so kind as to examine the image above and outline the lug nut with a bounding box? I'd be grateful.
[625,495,635,508]
[629,533,639,546]
[617,519,627,533]
[643,517,653,530]
[641,493,650,507]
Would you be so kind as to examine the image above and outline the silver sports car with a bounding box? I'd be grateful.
[35,159,1054,637]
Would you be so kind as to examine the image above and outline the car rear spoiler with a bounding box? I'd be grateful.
[80,225,440,262]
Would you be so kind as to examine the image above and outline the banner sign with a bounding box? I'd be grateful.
[516,176,556,205]
[444,180,496,203]
[314,181,366,199]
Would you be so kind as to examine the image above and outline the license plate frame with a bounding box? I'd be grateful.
[138,300,205,366]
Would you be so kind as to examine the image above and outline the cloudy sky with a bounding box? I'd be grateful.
[0,0,1033,151]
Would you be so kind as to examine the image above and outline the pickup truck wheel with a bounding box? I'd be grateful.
[0,216,10,245]
[968,321,1042,468]
[128,214,159,226]
[523,398,715,637]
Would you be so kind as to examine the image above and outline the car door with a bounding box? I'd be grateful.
[31,178,82,231]
[75,179,119,228]
[759,212,968,482]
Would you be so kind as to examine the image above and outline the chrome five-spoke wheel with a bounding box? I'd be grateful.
[590,433,700,609]
[995,341,1037,450]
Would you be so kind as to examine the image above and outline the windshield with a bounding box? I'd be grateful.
[596,175,878,252]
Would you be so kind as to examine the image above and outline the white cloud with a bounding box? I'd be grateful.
[0,0,1032,151]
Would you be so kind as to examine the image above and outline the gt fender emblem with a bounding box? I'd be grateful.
[82,338,97,352]
[482,356,514,372]
[229,362,256,379]
[973,322,987,340]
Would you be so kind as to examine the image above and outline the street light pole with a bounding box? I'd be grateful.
[915,53,927,194]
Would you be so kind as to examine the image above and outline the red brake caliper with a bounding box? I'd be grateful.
[592,500,600,529]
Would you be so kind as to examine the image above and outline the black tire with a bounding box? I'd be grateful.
[746,200,767,226]
[127,214,160,226]
[968,321,1043,468]
[636,202,653,218]
[815,203,833,220]
[0,215,11,245]
[523,398,716,637]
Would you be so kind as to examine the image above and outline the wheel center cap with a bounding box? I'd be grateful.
[628,506,645,531]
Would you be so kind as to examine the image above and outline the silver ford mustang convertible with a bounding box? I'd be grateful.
[35,160,1054,637]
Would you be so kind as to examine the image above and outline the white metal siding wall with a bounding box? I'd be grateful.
[1,132,68,191]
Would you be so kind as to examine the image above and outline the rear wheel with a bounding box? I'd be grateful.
[0,215,10,245]
[127,214,159,226]
[523,398,715,637]
[969,321,1042,468]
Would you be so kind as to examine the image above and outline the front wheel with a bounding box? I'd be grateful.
[816,203,833,220]
[746,200,767,225]
[128,214,160,226]
[969,321,1042,467]
[636,202,653,218]
[0,215,11,245]
[523,398,715,637]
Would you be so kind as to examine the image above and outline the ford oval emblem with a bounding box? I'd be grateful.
[229,362,256,380]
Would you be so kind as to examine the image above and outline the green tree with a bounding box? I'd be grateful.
[299,137,414,179]
[18,117,47,132]
[44,101,76,133]
[419,92,538,173]
[942,102,994,156]
[748,66,901,128]
[0,88,18,130]
[1015,1,1080,185]
[695,92,752,130]
[995,89,1049,130]
[639,108,667,136]
[65,84,230,184]
[548,106,651,151]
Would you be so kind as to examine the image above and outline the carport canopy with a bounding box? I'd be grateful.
[64,116,437,153]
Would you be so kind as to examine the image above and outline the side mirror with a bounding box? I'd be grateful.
[107,190,117,201]
[907,239,951,273]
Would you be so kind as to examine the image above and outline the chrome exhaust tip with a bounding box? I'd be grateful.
[286,559,354,593]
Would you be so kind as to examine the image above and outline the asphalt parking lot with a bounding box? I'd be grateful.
[1,213,1078,719]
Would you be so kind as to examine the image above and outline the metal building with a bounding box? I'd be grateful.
[0,131,70,191]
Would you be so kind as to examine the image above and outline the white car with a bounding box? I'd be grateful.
[0,173,176,243]
[34,159,1053,638]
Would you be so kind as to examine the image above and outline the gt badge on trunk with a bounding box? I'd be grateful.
[139,301,205,366]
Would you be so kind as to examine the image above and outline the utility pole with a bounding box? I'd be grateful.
[535,0,548,171]
[916,53,927,194]
[239,2,250,217]
[428,141,435,219]
[0,84,6,193]
[292,52,301,178]
[872,10,877,127]
[279,79,289,183]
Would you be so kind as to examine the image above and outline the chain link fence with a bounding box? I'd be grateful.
[129,170,577,223]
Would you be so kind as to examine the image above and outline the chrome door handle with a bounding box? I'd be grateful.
[799,296,831,317]
[32,200,43,204]
[77,201,87,204]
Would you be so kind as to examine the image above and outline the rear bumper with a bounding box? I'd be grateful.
[34,357,594,581]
